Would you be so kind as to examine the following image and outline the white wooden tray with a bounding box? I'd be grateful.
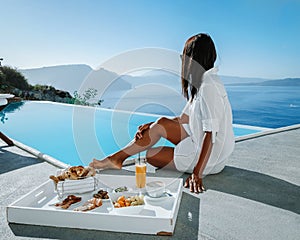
[7,174,183,235]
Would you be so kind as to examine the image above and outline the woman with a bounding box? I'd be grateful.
[90,33,235,193]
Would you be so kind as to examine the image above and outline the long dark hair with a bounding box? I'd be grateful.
[181,33,217,101]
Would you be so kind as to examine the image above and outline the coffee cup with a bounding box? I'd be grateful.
[146,181,165,198]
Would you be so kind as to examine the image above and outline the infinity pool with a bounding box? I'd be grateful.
[0,101,265,166]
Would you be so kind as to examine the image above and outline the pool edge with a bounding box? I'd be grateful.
[28,100,166,118]
[6,123,300,169]
[12,139,68,169]
[235,123,300,142]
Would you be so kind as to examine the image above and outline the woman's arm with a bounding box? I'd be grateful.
[184,131,213,193]
[193,131,213,177]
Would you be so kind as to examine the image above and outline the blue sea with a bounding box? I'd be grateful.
[130,85,300,129]
[101,78,300,128]
[226,85,300,128]
[1,86,299,131]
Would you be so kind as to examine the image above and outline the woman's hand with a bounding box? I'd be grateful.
[135,122,153,140]
[184,173,206,193]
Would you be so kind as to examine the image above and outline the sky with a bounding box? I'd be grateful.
[0,0,300,79]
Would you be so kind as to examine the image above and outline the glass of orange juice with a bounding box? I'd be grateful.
[135,154,146,188]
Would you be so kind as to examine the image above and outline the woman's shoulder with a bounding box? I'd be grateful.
[198,78,226,99]
[199,80,219,93]
[202,67,220,80]
[203,67,218,77]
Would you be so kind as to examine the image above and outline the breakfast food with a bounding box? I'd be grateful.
[55,195,82,209]
[93,190,109,199]
[74,198,102,211]
[113,195,144,208]
[49,166,96,184]
[114,186,128,193]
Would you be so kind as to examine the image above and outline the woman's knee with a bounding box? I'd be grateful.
[153,117,170,136]
[156,117,170,126]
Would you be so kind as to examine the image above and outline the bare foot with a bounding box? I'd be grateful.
[89,157,122,170]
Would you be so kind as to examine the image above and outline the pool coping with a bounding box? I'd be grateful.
[27,100,167,118]
[7,123,300,170]
[12,139,69,169]
[235,123,300,142]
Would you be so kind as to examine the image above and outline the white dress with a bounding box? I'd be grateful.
[173,67,235,175]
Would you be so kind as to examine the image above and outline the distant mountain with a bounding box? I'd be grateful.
[21,64,299,94]
[102,70,186,114]
[220,75,270,85]
[0,66,73,104]
[253,78,300,86]
[121,69,181,91]
[20,64,134,97]
[20,64,93,95]
[226,78,300,86]
[19,64,299,115]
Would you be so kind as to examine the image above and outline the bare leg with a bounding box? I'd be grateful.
[90,117,188,169]
[146,146,176,169]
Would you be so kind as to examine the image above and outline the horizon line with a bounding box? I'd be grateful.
[6,63,299,80]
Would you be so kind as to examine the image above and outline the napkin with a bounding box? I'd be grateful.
[57,177,96,194]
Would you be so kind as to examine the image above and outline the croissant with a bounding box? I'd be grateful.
[50,166,96,184]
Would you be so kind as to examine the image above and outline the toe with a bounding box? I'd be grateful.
[89,159,98,167]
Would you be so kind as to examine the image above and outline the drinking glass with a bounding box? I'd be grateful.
[135,154,146,188]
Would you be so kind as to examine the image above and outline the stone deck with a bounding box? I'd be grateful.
[1,127,299,240]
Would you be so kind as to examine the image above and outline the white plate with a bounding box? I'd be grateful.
[144,191,173,202]
[112,205,145,215]
[110,193,145,214]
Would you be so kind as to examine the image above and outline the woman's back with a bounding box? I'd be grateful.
[188,67,235,175]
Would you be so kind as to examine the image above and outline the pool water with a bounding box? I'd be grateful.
[0,101,264,166]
